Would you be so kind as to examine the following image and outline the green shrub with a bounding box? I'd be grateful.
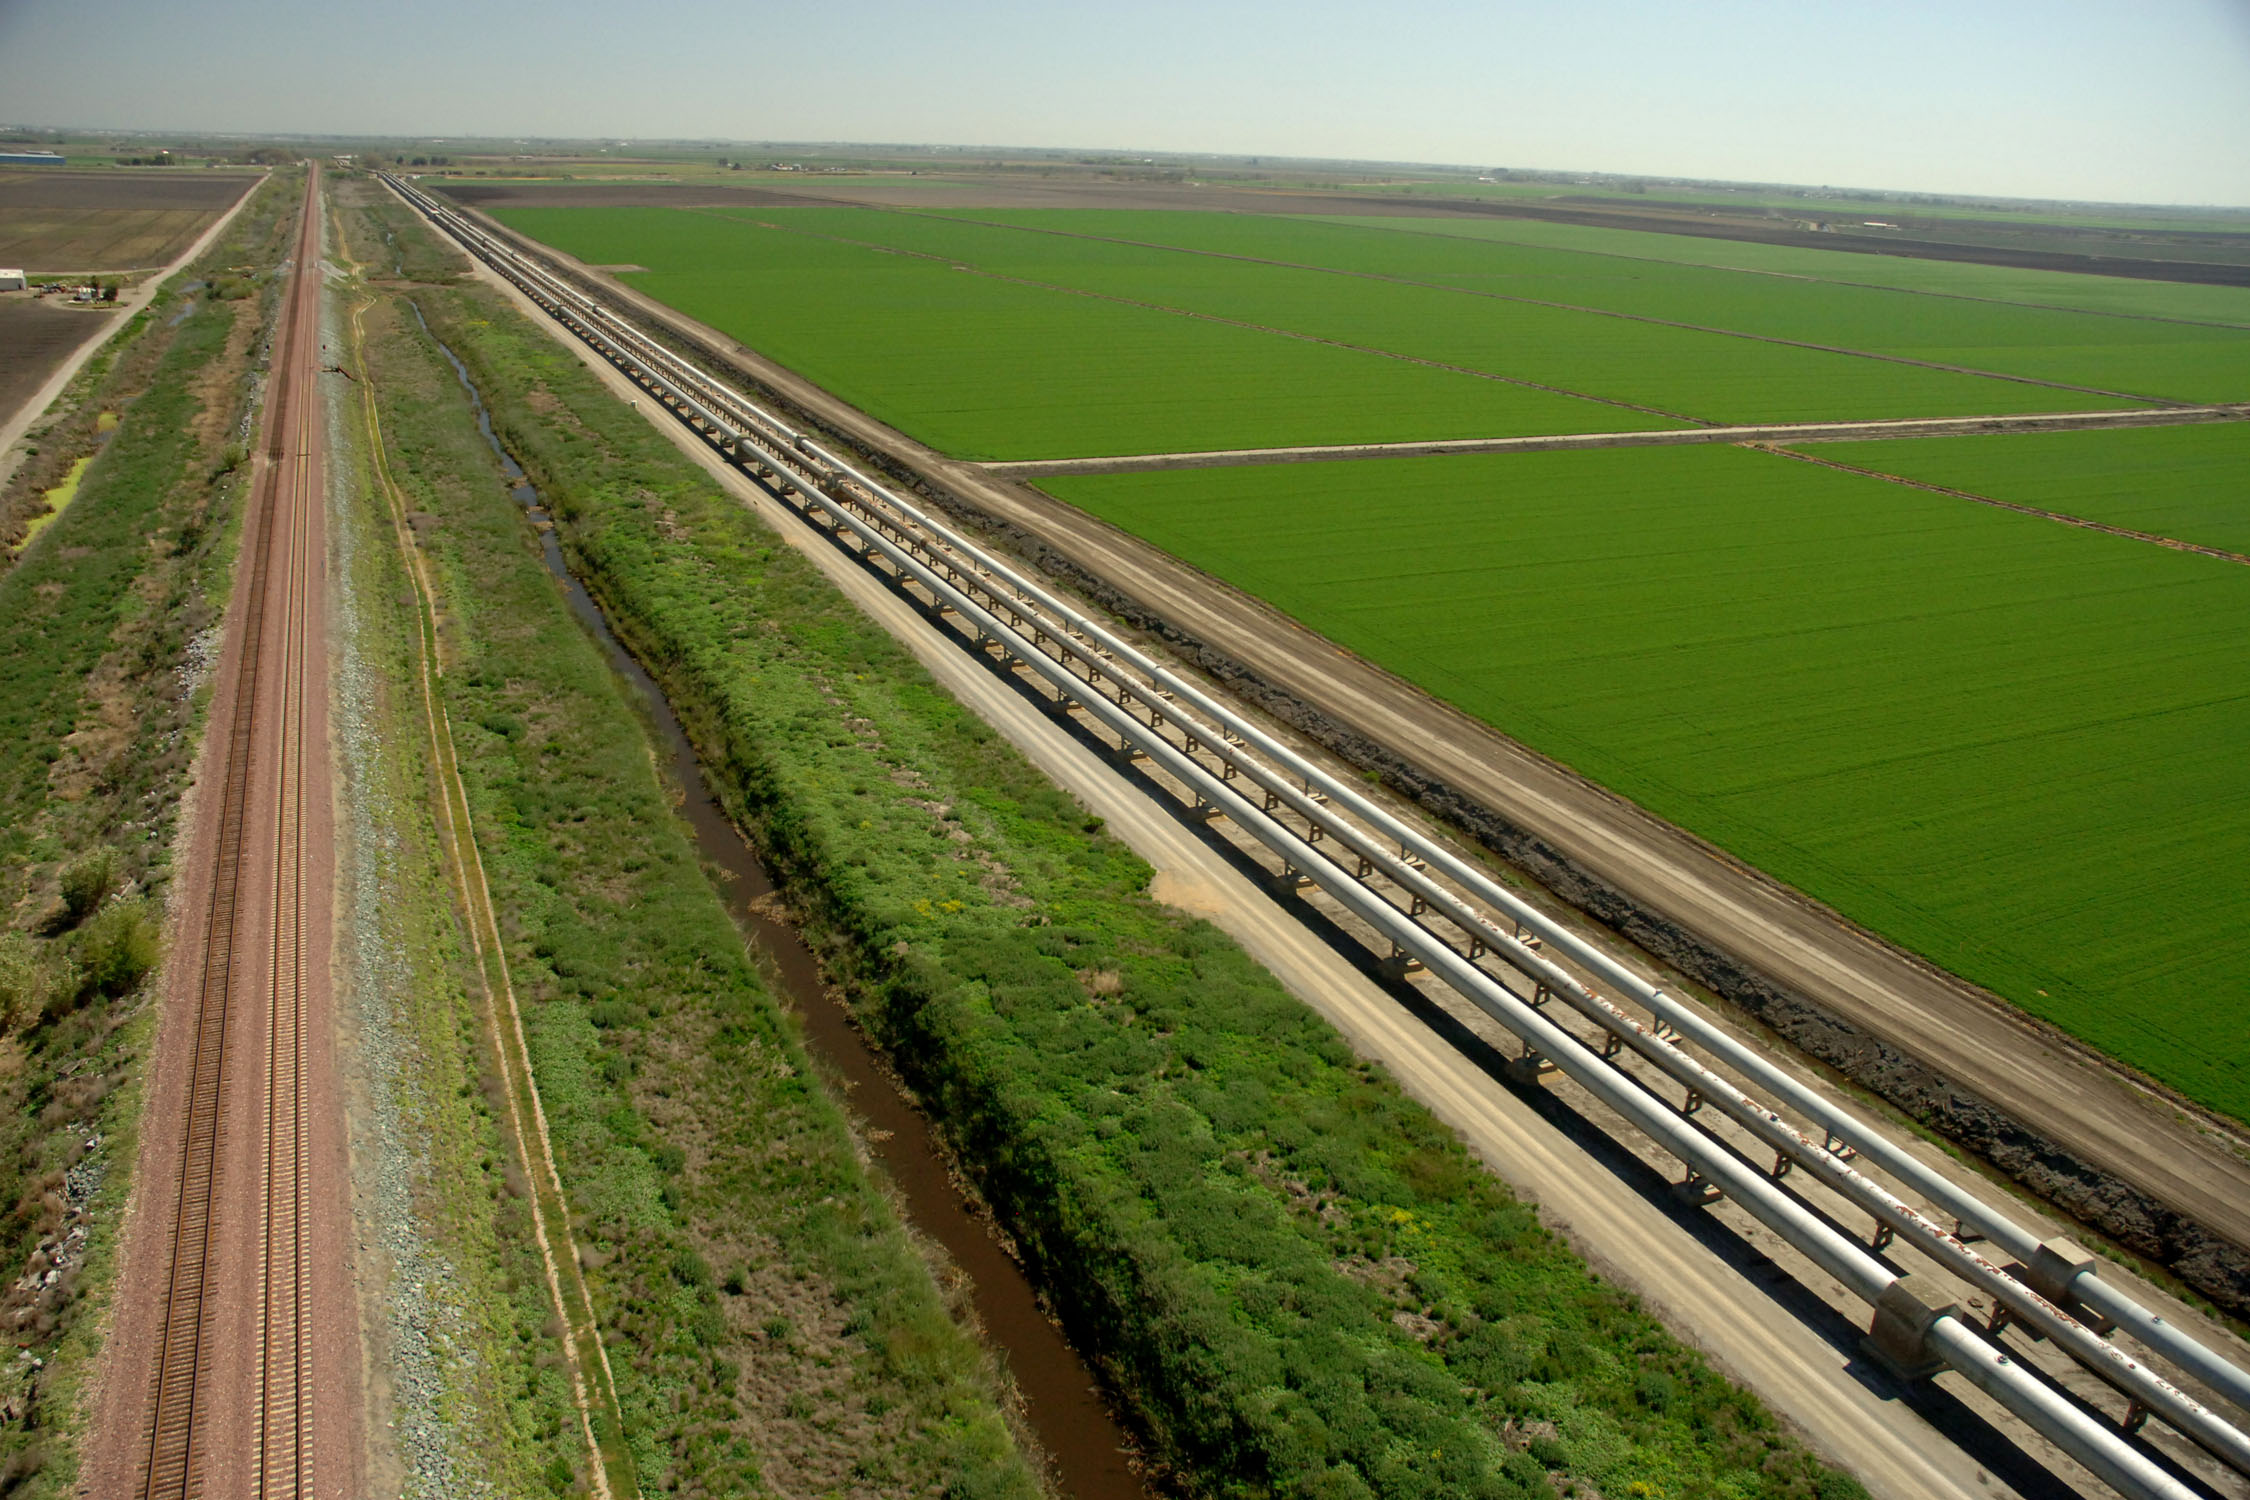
[0,933,43,1032]
[73,897,160,1000]
[57,848,119,925]
[670,1247,711,1288]
[586,998,639,1029]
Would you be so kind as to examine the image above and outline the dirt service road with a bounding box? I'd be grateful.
[85,163,359,1500]
[983,405,2250,477]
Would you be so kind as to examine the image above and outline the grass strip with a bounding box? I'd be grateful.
[339,277,630,1494]
[417,239,1860,1500]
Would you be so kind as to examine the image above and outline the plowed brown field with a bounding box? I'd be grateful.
[0,169,257,270]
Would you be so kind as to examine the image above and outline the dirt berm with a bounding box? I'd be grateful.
[449,198,2250,1323]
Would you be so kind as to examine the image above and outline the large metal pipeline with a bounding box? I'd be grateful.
[776,405,2250,1432]
[401,175,2250,1419]
[381,174,2234,1498]
[764,413,2250,1462]
[742,429,2206,1500]
[783,430,2250,1472]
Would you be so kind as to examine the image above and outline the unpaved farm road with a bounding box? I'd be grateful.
[482,218,2250,1281]
[983,404,2250,477]
[455,238,2250,1500]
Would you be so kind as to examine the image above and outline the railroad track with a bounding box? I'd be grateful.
[140,162,324,1500]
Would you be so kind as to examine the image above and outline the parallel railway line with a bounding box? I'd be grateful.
[139,163,326,1500]
[387,172,2250,1500]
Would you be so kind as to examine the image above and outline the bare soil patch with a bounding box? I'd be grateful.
[0,298,117,428]
[0,169,256,212]
[1360,196,2250,287]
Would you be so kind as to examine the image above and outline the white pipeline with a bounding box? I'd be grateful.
[383,175,2230,1498]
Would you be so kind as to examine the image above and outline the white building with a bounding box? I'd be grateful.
[0,270,28,292]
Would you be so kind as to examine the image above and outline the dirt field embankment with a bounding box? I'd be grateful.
[437,180,836,210]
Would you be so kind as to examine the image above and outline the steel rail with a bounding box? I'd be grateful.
[385,174,2225,1499]
[257,183,319,1498]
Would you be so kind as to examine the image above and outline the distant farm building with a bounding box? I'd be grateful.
[0,270,26,292]
[0,151,65,166]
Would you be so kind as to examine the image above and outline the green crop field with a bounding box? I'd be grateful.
[1300,214,2250,328]
[1807,422,2250,556]
[732,205,2183,418]
[486,202,2192,462]
[1044,446,2250,1124]
[896,208,2250,404]
[488,205,1672,459]
[483,193,2250,1120]
[702,204,2179,419]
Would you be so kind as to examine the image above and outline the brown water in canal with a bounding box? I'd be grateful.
[425,320,1154,1499]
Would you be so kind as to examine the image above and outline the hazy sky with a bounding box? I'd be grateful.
[4,0,2248,205]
